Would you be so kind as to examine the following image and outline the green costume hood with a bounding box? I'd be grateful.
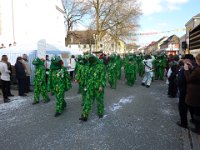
[88,54,98,65]
[50,56,62,70]
[32,58,44,67]
[110,54,116,62]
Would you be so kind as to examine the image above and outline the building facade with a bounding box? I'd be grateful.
[160,35,180,55]
[66,30,96,53]
[179,34,186,55]
[66,30,126,54]
[155,36,168,52]
[189,24,200,56]
[185,13,200,52]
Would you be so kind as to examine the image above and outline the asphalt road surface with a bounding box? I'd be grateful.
[0,76,192,150]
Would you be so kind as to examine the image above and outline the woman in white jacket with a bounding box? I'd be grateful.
[0,55,11,102]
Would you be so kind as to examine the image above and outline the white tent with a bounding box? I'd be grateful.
[0,42,71,64]
[0,42,82,83]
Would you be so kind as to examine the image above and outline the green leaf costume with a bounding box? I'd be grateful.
[153,54,167,80]
[75,55,83,94]
[32,58,50,104]
[108,54,118,89]
[153,56,160,80]
[124,54,129,80]
[116,55,122,80]
[126,55,137,86]
[48,56,72,117]
[80,55,106,121]
[75,55,90,105]
[136,55,145,77]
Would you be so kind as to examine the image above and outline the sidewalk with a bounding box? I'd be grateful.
[187,123,200,150]
[0,85,33,104]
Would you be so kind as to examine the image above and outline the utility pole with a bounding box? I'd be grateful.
[11,0,15,43]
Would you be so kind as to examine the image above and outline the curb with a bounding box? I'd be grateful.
[182,123,200,150]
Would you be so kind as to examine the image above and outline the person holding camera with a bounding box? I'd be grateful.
[177,54,195,129]
[184,53,200,134]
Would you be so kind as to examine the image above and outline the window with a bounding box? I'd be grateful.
[71,37,73,43]
[84,45,86,48]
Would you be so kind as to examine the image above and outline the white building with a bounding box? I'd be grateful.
[0,0,65,47]
[179,34,186,54]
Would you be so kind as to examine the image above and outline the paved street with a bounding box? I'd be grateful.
[0,76,198,150]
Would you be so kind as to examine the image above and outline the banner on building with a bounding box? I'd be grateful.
[128,28,190,36]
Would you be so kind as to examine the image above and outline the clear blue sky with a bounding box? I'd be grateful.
[137,0,200,46]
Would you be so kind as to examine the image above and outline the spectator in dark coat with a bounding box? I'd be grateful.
[15,57,26,96]
[168,63,177,98]
[184,53,200,134]
[177,54,195,129]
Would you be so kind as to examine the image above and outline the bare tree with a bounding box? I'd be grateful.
[107,0,140,52]
[62,0,88,32]
[81,0,141,51]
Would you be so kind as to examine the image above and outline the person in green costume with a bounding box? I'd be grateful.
[48,56,72,117]
[126,55,136,86]
[79,54,106,121]
[124,54,129,80]
[108,54,118,89]
[132,54,137,81]
[75,55,83,94]
[76,55,90,106]
[32,58,50,105]
[152,55,160,80]
[136,54,143,77]
[158,54,167,80]
[116,54,122,80]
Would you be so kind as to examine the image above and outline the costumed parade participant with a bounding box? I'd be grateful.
[79,54,106,121]
[136,54,145,77]
[126,55,137,86]
[75,55,83,94]
[116,55,122,80]
[157,54,167,80]
[141,54,155,88]
[108,54,118,89]
[32,58,50,105]
[75,55,90,105]
[153,55,160,80]
[124,54,129,80]
[48,56,72,117]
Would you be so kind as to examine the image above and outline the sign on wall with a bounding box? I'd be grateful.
[37,39,46,59]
